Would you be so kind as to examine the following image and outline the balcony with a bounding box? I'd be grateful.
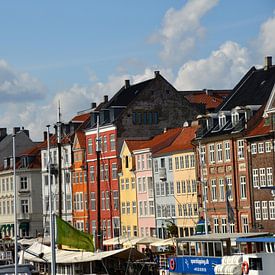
[159,167,167,181]
[18,212,30,220]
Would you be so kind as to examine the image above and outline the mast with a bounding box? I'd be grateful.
[47,125,56,275]
[12,131,18,274]
[96,115,102,250]
[57,102,62,218]
[199,141,208,235]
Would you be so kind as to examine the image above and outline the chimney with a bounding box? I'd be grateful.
[264,56,272,70]
[125,79,130,88]
[154,71,160,77]
[0,128,7,141]
[13,127,20,135]
[91,102,97,109]
[104,95,108,103]
[43,131,47,141]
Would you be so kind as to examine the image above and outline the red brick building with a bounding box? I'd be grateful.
[195,57,275,233]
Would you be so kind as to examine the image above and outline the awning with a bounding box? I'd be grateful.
[151,237,176,247]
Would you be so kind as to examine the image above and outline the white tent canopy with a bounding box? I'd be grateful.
[19,242,145,264]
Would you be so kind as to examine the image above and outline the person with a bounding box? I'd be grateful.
[144,245,153,261]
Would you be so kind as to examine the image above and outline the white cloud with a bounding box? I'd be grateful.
[0,59,46,102]
[174,41,251,90]
[255,11,275,57]
[150,0,218,65]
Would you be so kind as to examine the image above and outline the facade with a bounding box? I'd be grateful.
[119,140,144,238]
[0,129,43,238]
[85,71,201,240]
[195,57,275,233]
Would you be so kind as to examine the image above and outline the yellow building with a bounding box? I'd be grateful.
[119,140,144,238]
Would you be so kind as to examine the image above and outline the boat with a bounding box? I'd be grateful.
[168,232,270,275]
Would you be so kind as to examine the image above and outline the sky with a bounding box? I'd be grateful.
[0,0,275,140]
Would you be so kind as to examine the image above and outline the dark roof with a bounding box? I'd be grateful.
[218,66,275,111]
[105,78,153,108]
[0,131,35,165]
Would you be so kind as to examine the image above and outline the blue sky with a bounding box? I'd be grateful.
[0,0,275,139]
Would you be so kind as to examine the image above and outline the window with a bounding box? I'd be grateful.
[101,191,105,210]
[185,155,189,168]
[168,158,173,171]
[121,202,126,214]
[191,180,197,193]
[211,179,217,201]
[190,155,195,168]
[90,192,96,210]
[241,216,249,233]
[104,164,109,180]
[237,139,244,159]
[262,201,268,220]
[253,169,259,187]
[267,167,273,186]
[148,177,153,198]
[171,205,176,217]
[111,163,117,179]
[87,138,93,154]
[226,177,233,200]
[200,146,206,164]
[103,136,108,152]
[110,134,116,151]
[105,191,110,209]
[21,199,29,214]
[219,114,226,128]
[186,180,191,193]
[147,154,152,169]
[251,143,257,154]
[90,166,95,182]
[157,205,161,217]
[142,177,146,192]
[154,160,158,173]
[160,182,165,196]
[259,168,266,187]
[258,143,264,153]
[219,178,225,201]
[126,201,130,214]
[132,201,136,214]
[265,141,272,152]
[125,178,129,190]
[144,201,148,215]
[175,157,179,170]
[214,218,219,233]
[232,112,239,126]
[221,218,227,233]
[179,156,184,169]
[178,204,183,216]
[255,201,261,220]
[141,155,145,170]
[131,177,135,189]
[182,180,186,194]
[121,178,125,190]
[240,176,247,199]
[139,201,143,216]
[209,144,215,163]
[269,201,275,220]
[113,191,119,210]
[176,181,181,194]
[217,143,223,162]
[20,177,28,190]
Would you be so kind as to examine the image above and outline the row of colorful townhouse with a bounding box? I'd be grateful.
[1,57,274,241]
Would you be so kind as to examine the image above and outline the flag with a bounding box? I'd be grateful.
[225,179,235,224]
[56,216,94,252]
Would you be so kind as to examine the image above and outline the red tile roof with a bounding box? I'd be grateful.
[70,113,90,123]
[154,125,198,156]
[130,128,182,154]
[185,92,228,109]
[246,116,271,137]
[124,139,149,152]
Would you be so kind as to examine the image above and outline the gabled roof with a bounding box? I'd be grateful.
[132,128,182,154]
[105,79,154,108]
[154,125,198,156]
[218,66,275,111]
[73,130,86,149]
[124,140,149,153]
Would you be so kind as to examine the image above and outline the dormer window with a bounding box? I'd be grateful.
[232,111,239,126]
[206,117,213,130]
[4,158,9,169]
[219,113,226,128]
